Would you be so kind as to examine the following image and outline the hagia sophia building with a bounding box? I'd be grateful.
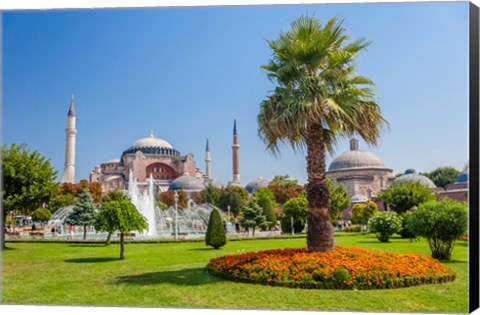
[61,97,239,194]
[61,97,468,213]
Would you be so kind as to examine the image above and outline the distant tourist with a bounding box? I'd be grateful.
[235,217,240,234]
[51,226,57,238]
[222,220,227,233]
[31,223,37,232]
[68,225,74,239]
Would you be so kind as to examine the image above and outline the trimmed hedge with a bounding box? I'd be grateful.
[206,246,455,290]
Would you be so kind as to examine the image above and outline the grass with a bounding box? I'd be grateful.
[1,233,469,312]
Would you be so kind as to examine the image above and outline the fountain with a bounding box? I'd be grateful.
[127,171,157,236]
[47,171,232,239]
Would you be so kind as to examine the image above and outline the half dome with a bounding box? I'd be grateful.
[169,175,205,192]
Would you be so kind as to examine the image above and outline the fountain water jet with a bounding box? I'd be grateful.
[127,170,157,236]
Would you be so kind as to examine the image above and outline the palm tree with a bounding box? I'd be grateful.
[258,16,387,252]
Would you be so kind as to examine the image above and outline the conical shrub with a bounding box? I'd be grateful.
[206,208,226,249]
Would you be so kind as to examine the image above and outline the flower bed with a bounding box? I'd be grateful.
[206,246,455,290]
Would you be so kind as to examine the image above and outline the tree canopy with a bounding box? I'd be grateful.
[239,200,266,236]
[2,143,58,213]
[95,200,148,259]
[253,188,277,230]
[378,182,434,214]
[217,186,249,216]
[423,167,461,188]
[65,190,98,239]
[205,208,227,249]
[326,178,350,221]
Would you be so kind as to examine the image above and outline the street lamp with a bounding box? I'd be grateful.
[174,191,179,240]
[227,205,231,234]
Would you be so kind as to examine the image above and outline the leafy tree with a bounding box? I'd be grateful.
[350,201,379,228]
[326,178,350,222]
[253,188,277,230]
[1,143,58,249]
[59,180,103,203]
[101,189,129,243]
[239,200,266,237]
[102,189,127,202]
[282,196,309,221]
[156,190,188,208]
[368,211,402,242]
[48,194,75,213]
[200,184,222,205]
[269,175,298,188]
[424,167,461,188]
[32,208,52,223]
[217,186,249,216]
[258,16,386,252]
[94,200,148,259]
[156,201,168,210]
[378,182,434,214]
[280,196,309,234]
[280,217,305,234]
[65,190,98,240]
[205,208,227,249]
[267,183,305,205]
[407,199,468,260]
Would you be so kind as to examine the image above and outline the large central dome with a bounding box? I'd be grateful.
[129,131,174,150]
[328,139,385,171]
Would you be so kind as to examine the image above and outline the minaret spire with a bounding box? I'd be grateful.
[205,138,211,180]
[229,119,241,187]
[62,96,77,183]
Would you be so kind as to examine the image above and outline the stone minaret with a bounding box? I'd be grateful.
[205,138,211,180]
[62,96,76,183]
[230,119,241,186]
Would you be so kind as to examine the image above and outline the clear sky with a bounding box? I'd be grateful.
[2,1,469,185]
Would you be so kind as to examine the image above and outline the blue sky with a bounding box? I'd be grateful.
[2,2,469,185]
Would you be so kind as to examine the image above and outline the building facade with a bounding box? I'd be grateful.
[90,131,203,193]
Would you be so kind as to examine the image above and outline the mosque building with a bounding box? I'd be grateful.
[326,138,395,200]
[59,97,237,194]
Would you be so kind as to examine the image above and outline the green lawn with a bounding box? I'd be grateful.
[1,234,469,313]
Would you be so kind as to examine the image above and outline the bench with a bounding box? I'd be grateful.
[171,232,188,239]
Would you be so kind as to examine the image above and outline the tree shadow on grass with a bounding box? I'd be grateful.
[65,257,121,263]
[116,267,221,286]
[188,248,219,251]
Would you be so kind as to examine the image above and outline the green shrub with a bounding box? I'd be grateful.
[399,212,417,239]
[206,208,227,249]
[407,199,468,260]
[368,212,402,242]
[280,216,305,233]
[32,208,52,223]
[343,224,362,233]
[350,201,379,226]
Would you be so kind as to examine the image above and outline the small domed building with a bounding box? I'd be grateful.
[245,177,269,194]
[90,131,203,192]
[392,169,436,188]
[326,138,394,199]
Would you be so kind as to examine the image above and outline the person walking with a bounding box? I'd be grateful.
[68,225,74,240]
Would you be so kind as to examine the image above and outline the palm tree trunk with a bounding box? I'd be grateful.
[120,233,125,260]
[306,122,334,252]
